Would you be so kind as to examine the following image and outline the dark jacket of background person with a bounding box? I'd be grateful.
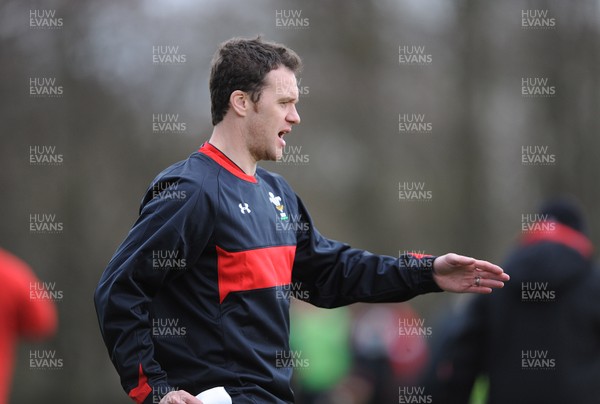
[424,199,600,404]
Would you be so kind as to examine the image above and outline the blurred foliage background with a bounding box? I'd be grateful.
[1,0,598,402]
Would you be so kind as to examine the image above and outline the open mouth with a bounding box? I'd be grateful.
[277,130,288,148]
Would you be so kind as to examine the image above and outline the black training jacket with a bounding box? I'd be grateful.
[94,142,441,403]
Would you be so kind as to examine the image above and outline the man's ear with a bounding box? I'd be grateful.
[229,90,249,117]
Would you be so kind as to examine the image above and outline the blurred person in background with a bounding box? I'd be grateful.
[296,303,430,404]
[94,36,509,404]
[423,196,600,404]
[0,248,58,404]
[289,303,352,404]
[342,304,429,404]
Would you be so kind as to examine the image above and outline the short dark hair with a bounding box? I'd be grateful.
[209,36,302,125]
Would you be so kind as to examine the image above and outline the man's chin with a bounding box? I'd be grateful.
[257,145,282,162]
[254,150,279,162]
[273,148,283,162]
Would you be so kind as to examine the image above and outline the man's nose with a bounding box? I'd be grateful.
[287,105,301,125]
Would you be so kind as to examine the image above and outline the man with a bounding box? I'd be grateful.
[424,197,600,403]
[94,37,509,404]
[0,248,57,404]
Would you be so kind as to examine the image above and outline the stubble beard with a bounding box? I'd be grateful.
[247,123,277,163]
[246,109,279,162]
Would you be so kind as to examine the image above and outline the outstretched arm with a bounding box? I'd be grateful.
[291,194,509,308]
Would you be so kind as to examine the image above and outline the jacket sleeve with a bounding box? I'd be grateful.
[94,177,215,404]
[291,195,442,308]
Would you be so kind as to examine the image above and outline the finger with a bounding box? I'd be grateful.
[475,268,510,283]
[478,278,506,289]
[474,260,508,277]
[166,392,192,404]
[179,392,202,404]
[162,393,177,404]
[182,398,203,404]
[487,273,510,282]
[469,286,493,294]
[447,253,475,267]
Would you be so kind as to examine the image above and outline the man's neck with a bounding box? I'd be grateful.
[209,124,257,175]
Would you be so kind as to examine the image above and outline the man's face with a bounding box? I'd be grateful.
[245,67,301,162]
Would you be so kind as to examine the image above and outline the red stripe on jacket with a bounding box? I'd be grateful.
[217,245,296,303]
[521,221,593,259]
[128,364,152,403]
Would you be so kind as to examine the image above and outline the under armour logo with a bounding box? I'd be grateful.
[238,203,251,214]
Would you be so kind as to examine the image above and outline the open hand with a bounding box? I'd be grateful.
[432,253,509,294]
